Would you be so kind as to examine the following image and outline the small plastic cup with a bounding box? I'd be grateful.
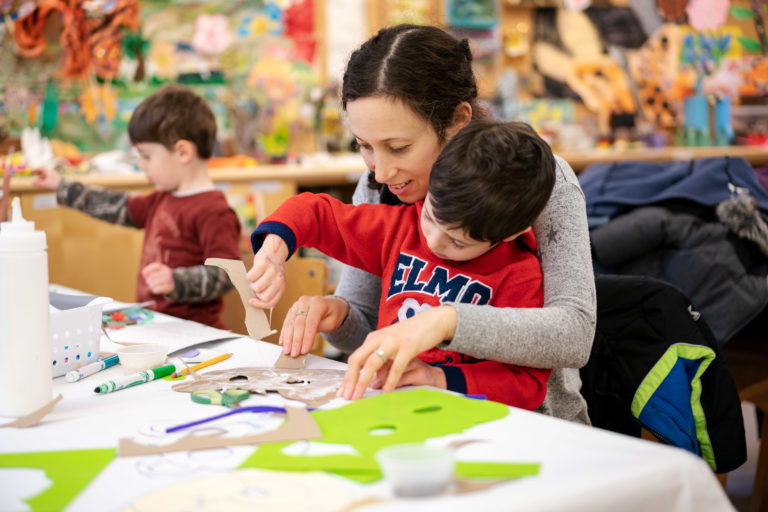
[116,343,169,373]
[375,443,454,497]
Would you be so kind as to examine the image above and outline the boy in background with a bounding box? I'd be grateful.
[247,119,556,408]
[33,84,240,329]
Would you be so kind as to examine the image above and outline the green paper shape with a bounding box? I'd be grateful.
[41,81,59,133]
[729,5,754,19]
[0,449,115,511]
[737,35,762,52]
[240,389,519,483]
[455,461,540,479]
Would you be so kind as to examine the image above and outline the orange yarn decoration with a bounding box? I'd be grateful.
[12,0,140,80]
[12,0,59,58]
[87,0,140,80]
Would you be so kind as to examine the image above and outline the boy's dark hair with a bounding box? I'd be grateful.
[128,84,217,159]
[342,24,482,144]
[429,119,556,244]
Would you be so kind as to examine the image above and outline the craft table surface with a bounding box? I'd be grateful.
[1,331,733,512]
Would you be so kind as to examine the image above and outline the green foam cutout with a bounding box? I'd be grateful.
[239,389,535,483]
[0,449,115,511]
[455,461,540,479]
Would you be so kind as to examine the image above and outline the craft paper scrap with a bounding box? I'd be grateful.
[123,468,370,512]
[0,449,115,511]
[239,389,537,482]
[274,352,307,369]
[119,406,321,457]
[205,258,274,341]
[0,394,62,429]
[171,367,344,407]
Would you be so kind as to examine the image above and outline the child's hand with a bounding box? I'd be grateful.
[141,262,175,295]
[31,166,62,191]
[279,296,350,357]
[247,234,289,309]
[337,305,458,401]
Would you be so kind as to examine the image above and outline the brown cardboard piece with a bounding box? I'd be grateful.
[204,258,275,341]
[0,394,63,428]
[119,405,321,457]
[205,257,306,369]
[172,367,344,407]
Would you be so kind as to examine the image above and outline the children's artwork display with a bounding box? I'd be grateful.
[526,0,768,145]
[0,0,323,160]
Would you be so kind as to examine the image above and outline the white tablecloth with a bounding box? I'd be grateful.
[0,334,734,512]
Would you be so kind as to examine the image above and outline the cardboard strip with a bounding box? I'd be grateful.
[274,352,307,369]
[205,258,275,341]
[0,394,63,429]
[118,406,321,457]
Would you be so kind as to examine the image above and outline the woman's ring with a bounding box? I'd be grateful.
[374,349,387,363]
[296,310,308,316]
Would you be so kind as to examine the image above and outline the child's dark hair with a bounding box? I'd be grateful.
[429,119,556,244]
[128,84,217,159]
[342,24,482,143]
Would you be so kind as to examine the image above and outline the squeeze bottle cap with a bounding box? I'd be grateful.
[0,197,46,252]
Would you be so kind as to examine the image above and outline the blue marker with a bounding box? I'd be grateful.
[65,355,120,383]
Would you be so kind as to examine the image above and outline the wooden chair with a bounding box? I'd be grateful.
[220,249,328,355]
[722,327,768,512]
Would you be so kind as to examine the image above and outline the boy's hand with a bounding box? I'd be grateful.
[337,305,458,401]
[141,262,175,295]
[369,357,447,390]
[31,166,62,191]
[247,234,289,309]
[279,296,350,357]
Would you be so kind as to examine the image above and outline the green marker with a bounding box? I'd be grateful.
[94,364,176,394]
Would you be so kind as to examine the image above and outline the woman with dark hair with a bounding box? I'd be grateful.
[249,24,595,424]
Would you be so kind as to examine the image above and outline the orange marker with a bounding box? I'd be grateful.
[171,353,232,378]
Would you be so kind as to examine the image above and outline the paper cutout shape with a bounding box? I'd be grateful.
[0,394,63,429]
[239,389,537,483]
[124,468,369,512]
[205,258,274,340]
[171,367,344,407]
[0,449,115,511]
[274,352,307,369]
[0,468,51,511]
[119,406,321,457]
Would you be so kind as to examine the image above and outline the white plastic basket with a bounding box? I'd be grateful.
[49,293,112,377]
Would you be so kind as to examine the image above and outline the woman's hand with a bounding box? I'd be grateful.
[369,357,447,390]
[246,234,289,308]
[280,296,350,356]
[337,305,458,400]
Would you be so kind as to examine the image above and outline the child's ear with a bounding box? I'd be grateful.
[174,140,196,164]
[444,101,472,140]
[503,226,532,242]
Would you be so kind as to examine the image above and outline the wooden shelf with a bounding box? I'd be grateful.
[8,156,368,192]
[559,145,768,172]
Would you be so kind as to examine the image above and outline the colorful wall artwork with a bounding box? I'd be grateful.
[0,0,323,160]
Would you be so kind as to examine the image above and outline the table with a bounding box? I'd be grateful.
[0,331,734,511]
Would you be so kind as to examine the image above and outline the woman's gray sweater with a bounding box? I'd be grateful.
[324,155,595,424]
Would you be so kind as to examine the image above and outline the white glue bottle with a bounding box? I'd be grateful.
[0,197,52,417]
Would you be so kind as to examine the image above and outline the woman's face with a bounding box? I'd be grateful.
[346,96,445,204]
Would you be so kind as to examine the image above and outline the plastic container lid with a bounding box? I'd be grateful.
[0,198,46,252]
[375,443,455,497]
